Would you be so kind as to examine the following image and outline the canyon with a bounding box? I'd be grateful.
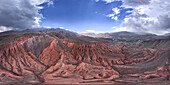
[0,29,169,84]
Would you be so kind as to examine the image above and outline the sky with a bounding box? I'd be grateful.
[0,0,170,35]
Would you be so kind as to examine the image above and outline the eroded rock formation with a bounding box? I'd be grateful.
[0,31,169,84]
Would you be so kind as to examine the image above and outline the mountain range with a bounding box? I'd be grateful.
[81,31,169,41]
[0,28,169,84]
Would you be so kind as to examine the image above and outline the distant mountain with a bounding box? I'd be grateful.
[81,31,162,40]
[162,33,170,36]
[0,28,78,36]
[80,33,96,37]
[0,28,41,34]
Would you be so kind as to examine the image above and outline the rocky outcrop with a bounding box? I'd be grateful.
[0,32,169,84]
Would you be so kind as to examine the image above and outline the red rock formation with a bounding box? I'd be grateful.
[0,32,169,84]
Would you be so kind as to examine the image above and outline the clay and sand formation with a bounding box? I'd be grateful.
[0,29,169,84]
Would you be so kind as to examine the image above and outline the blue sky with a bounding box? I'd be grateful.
[0,0,169,35]
[39,0,131,33]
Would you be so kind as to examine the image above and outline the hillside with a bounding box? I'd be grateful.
[0,29,169,84]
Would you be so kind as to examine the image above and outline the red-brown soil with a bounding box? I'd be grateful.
[0,32,169,84]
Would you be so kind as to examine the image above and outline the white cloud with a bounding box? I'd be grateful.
[112,16,118,20]
[107,7,120,20]
[86,30,109,34]
[103,0,116,3]
[112,27,128,32]
[0,0,53,32]
[95,0,117,3]
[120,0,170,35]
[59,27,64,29]
[30,0,53,6]
[112,8,120,14]
[0,26,14,32]
[98,0,170,35]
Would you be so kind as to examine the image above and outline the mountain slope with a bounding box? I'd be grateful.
[81,31,161,41]
[0,29,169,84]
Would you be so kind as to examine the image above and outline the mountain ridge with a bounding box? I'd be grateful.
[0,28,169,84]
